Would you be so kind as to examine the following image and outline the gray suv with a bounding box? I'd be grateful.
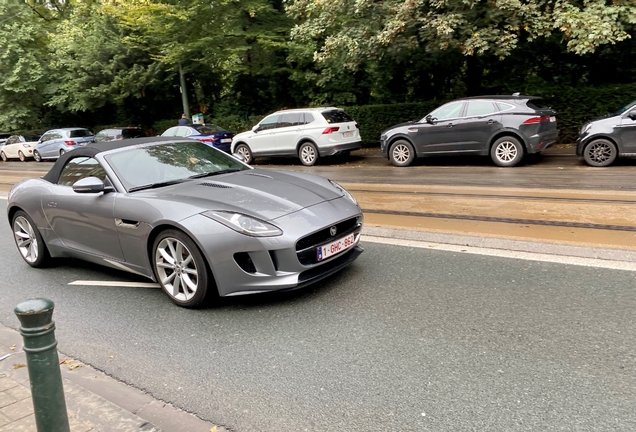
[576,100,636,167]
[381,95,558,167]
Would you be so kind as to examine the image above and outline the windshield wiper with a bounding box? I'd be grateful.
[188,168,241,179]
[128,178,190,192]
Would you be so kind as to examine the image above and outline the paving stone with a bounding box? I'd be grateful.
[0,397,33,421]
[0,377,17,392]
[0,392,16,409]
[0,412,12,427]
[0,413,36,432]
[6,384,30,402]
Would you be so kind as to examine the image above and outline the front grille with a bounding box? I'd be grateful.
[296,217,361,265]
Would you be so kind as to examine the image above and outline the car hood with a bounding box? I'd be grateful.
[383,120,419,134]
[133,168,343,221]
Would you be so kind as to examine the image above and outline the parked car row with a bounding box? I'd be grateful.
[2,97,634,167]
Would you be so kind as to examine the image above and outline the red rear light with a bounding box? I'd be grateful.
[523,116,550,124]
[199,137,218,142]
[64,140,76,146]
[322,127,340,134]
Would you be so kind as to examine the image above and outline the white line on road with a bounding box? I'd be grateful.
[363,235,636,272]
[68,280,160,288]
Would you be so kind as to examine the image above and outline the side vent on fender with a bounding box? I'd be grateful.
[198,182,233,189]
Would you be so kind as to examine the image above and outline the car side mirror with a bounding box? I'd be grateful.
[425,115,435,124]
[252,125,259,133]
[72,177,112,194]
[628,110,636,120]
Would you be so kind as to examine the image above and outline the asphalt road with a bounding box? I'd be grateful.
[1,201,635,431]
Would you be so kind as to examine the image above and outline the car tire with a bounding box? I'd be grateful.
[18,151,25,162]
[389,140,415,167]
[59,149,66,156]
[0,152,6,162]
[583,139,617,167]
[152,229,211,308]
[235,143,253,164]
[491,136,524,167]
[33,150,42,162]
[299,142,319,166]
[12,210,50,268]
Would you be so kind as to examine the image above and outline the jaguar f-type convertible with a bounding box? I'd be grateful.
[8,137,363,308]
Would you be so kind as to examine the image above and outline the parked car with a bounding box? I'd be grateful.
[231,107,361,166]
[8,137,363,308]
[33,128,94,162]
[94,127,146,142]
[380,95,558,167]
[161,124,234,153]
[0,133,41,161]
[576,100,636,167]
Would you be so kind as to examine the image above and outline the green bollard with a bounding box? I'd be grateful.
[14,299,70,432]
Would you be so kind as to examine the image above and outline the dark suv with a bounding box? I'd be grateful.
[380,95,558,167]
[94,127,146,142]
[576,100,636,167]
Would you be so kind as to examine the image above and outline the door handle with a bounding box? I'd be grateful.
[487,119,494,124]
[47,201,57,208]
[446,123,453,128]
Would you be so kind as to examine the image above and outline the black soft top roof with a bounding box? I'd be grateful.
[42,136,182,183]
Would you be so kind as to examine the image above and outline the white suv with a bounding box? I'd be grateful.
[231,107,361,166]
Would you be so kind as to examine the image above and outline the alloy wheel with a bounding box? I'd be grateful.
[236,145,252,163]
[392,144,411,164]
[13,216,39,263]
[495,141,518,163]
[33,151,41,162]
[155,237,199,302]
[18,151,25,162]
[587,141,613,165]
[300,145,316,165]
[0,152,6,162]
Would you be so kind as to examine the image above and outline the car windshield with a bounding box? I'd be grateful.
[105,141,250,191]
[615,100,636,115]
[69,129,93,138]
[195,124,227,134]
[121,129,146,139]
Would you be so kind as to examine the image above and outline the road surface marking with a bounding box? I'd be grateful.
[68,280,160,288]
[363,235,636,272]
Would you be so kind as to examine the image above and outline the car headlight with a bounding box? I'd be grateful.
[202,211,282,237]
[580,123,591,135]
[329,180,357,205]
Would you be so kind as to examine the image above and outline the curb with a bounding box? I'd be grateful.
[0,325,225,432]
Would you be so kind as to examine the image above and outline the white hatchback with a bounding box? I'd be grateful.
[231,107,361,166]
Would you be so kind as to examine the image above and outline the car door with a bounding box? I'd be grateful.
[41,156,125,260]
[452,100,502,152]
[249,114,279,156]
[43,131,63,157]
[274,112,304,155]
[412,101,466,154]
[619,108,636,153]
[36,132,54,157]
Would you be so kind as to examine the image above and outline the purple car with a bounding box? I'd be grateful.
[161,124,234,153]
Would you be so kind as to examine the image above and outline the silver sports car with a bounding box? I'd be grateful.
[8,137,363,308]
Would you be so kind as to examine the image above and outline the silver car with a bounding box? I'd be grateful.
[8,137,363,308]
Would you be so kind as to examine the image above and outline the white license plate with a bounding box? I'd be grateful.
[342,131,354,138]
[550,116,556,122]
[317,233,355,261]
[221,138,232,143]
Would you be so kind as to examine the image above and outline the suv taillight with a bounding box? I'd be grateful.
[64,140,76,145]
[322,127,340,134]
[523,116,550,124]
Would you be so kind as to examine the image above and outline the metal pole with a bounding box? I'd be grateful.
[14,299,70,432]
[179,63,190,119]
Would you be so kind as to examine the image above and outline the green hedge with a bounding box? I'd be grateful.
[151,83,635,146]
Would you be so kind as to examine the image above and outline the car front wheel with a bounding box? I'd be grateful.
[0,152,6,162]
[235,143,253,164]
[299,142,319,166]
[18,151,25,162]
[491,136,523,167]
[583,139,617,167]
[12,210,50,268]
[389,140,415,167]
[33,150,42,162]
[152,229,211,308]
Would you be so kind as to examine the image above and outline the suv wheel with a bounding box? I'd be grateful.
[583,139,617,167]
[389,140,415,167]
[33,150,42,162]
[235,143,253,164]
[491,136,523,167]
[299,142,319,166]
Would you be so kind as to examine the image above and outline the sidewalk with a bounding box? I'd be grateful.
[0,324,224,432]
